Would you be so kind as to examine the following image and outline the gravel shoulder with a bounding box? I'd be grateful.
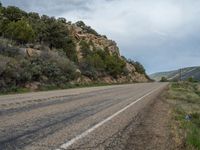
[123,91,174,150]
[99,87,175,150]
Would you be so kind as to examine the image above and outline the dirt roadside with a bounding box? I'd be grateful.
[104,87,179,150]
[124,92,175,150]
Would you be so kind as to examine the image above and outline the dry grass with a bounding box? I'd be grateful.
[166,82,200,150]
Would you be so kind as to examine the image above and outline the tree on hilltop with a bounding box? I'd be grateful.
[5,19,34,43]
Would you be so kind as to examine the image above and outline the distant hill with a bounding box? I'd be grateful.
[150,67,200,81]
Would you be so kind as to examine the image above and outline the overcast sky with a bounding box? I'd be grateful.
[2,0,200,74]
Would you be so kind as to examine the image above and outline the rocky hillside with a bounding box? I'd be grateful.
[150,66,200,81]
[0,3,149,92]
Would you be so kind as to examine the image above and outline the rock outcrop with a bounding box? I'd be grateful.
[68,23,149,83]
[14,22,149,83]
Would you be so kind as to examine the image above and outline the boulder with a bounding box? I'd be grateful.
[25,82,41,91]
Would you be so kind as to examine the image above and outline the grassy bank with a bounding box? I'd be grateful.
[166,82,200,150]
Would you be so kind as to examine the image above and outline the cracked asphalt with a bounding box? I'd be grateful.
[0,83,167,150]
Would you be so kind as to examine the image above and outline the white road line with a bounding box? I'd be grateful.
[57,86,162,150]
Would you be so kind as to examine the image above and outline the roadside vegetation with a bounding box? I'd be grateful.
[160,76,168,82]
[166,82,200,150]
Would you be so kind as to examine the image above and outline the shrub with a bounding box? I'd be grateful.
[64,38,78,63]
[0,55,21,91]
[187,77,198,83]
[5,19,35,43]
[160,76,168,82]
[34,51,77,82]
[79,48,126,78]
[134,61,146,74]
[75,21,99,36]
[79,40,92,57]
[105,55,126,77]
[2,6,27,21]
[0,46,21,57]
[0,51,77,92]
[128,59,146,74]
[79,60,98,79]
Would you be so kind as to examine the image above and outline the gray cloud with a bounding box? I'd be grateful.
[1,0,200,73]
[1,0,92,16]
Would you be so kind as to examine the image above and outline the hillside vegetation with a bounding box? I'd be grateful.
[0,2,149,93]
[150,67,200,82]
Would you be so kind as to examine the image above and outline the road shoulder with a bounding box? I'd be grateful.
[104,88,175,150]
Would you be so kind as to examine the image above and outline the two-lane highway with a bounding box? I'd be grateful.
[0,83,167,150]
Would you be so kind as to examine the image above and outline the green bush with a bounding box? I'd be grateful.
[0,55,21,92]
[79,40,92,57]
[0,4,77,62]
[160,76,168,82]
[0,51,77,92]
[76,21,99,36]
[2,6,27,21]
[64,38,78,62]
[187,77,198,83]
[128,59,146,74]
[134,61,146,74]
[5,19,35,43]
[79,48,126,78]
[105,54,126,77]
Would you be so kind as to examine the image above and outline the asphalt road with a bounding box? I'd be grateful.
[0,83,167,150]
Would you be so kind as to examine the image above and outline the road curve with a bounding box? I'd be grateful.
[0,83,167,150]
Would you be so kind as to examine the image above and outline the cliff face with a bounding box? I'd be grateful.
[66,23,149,83]
[68,24,120,57]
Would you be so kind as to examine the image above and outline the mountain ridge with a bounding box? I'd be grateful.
[150,66,200,81]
